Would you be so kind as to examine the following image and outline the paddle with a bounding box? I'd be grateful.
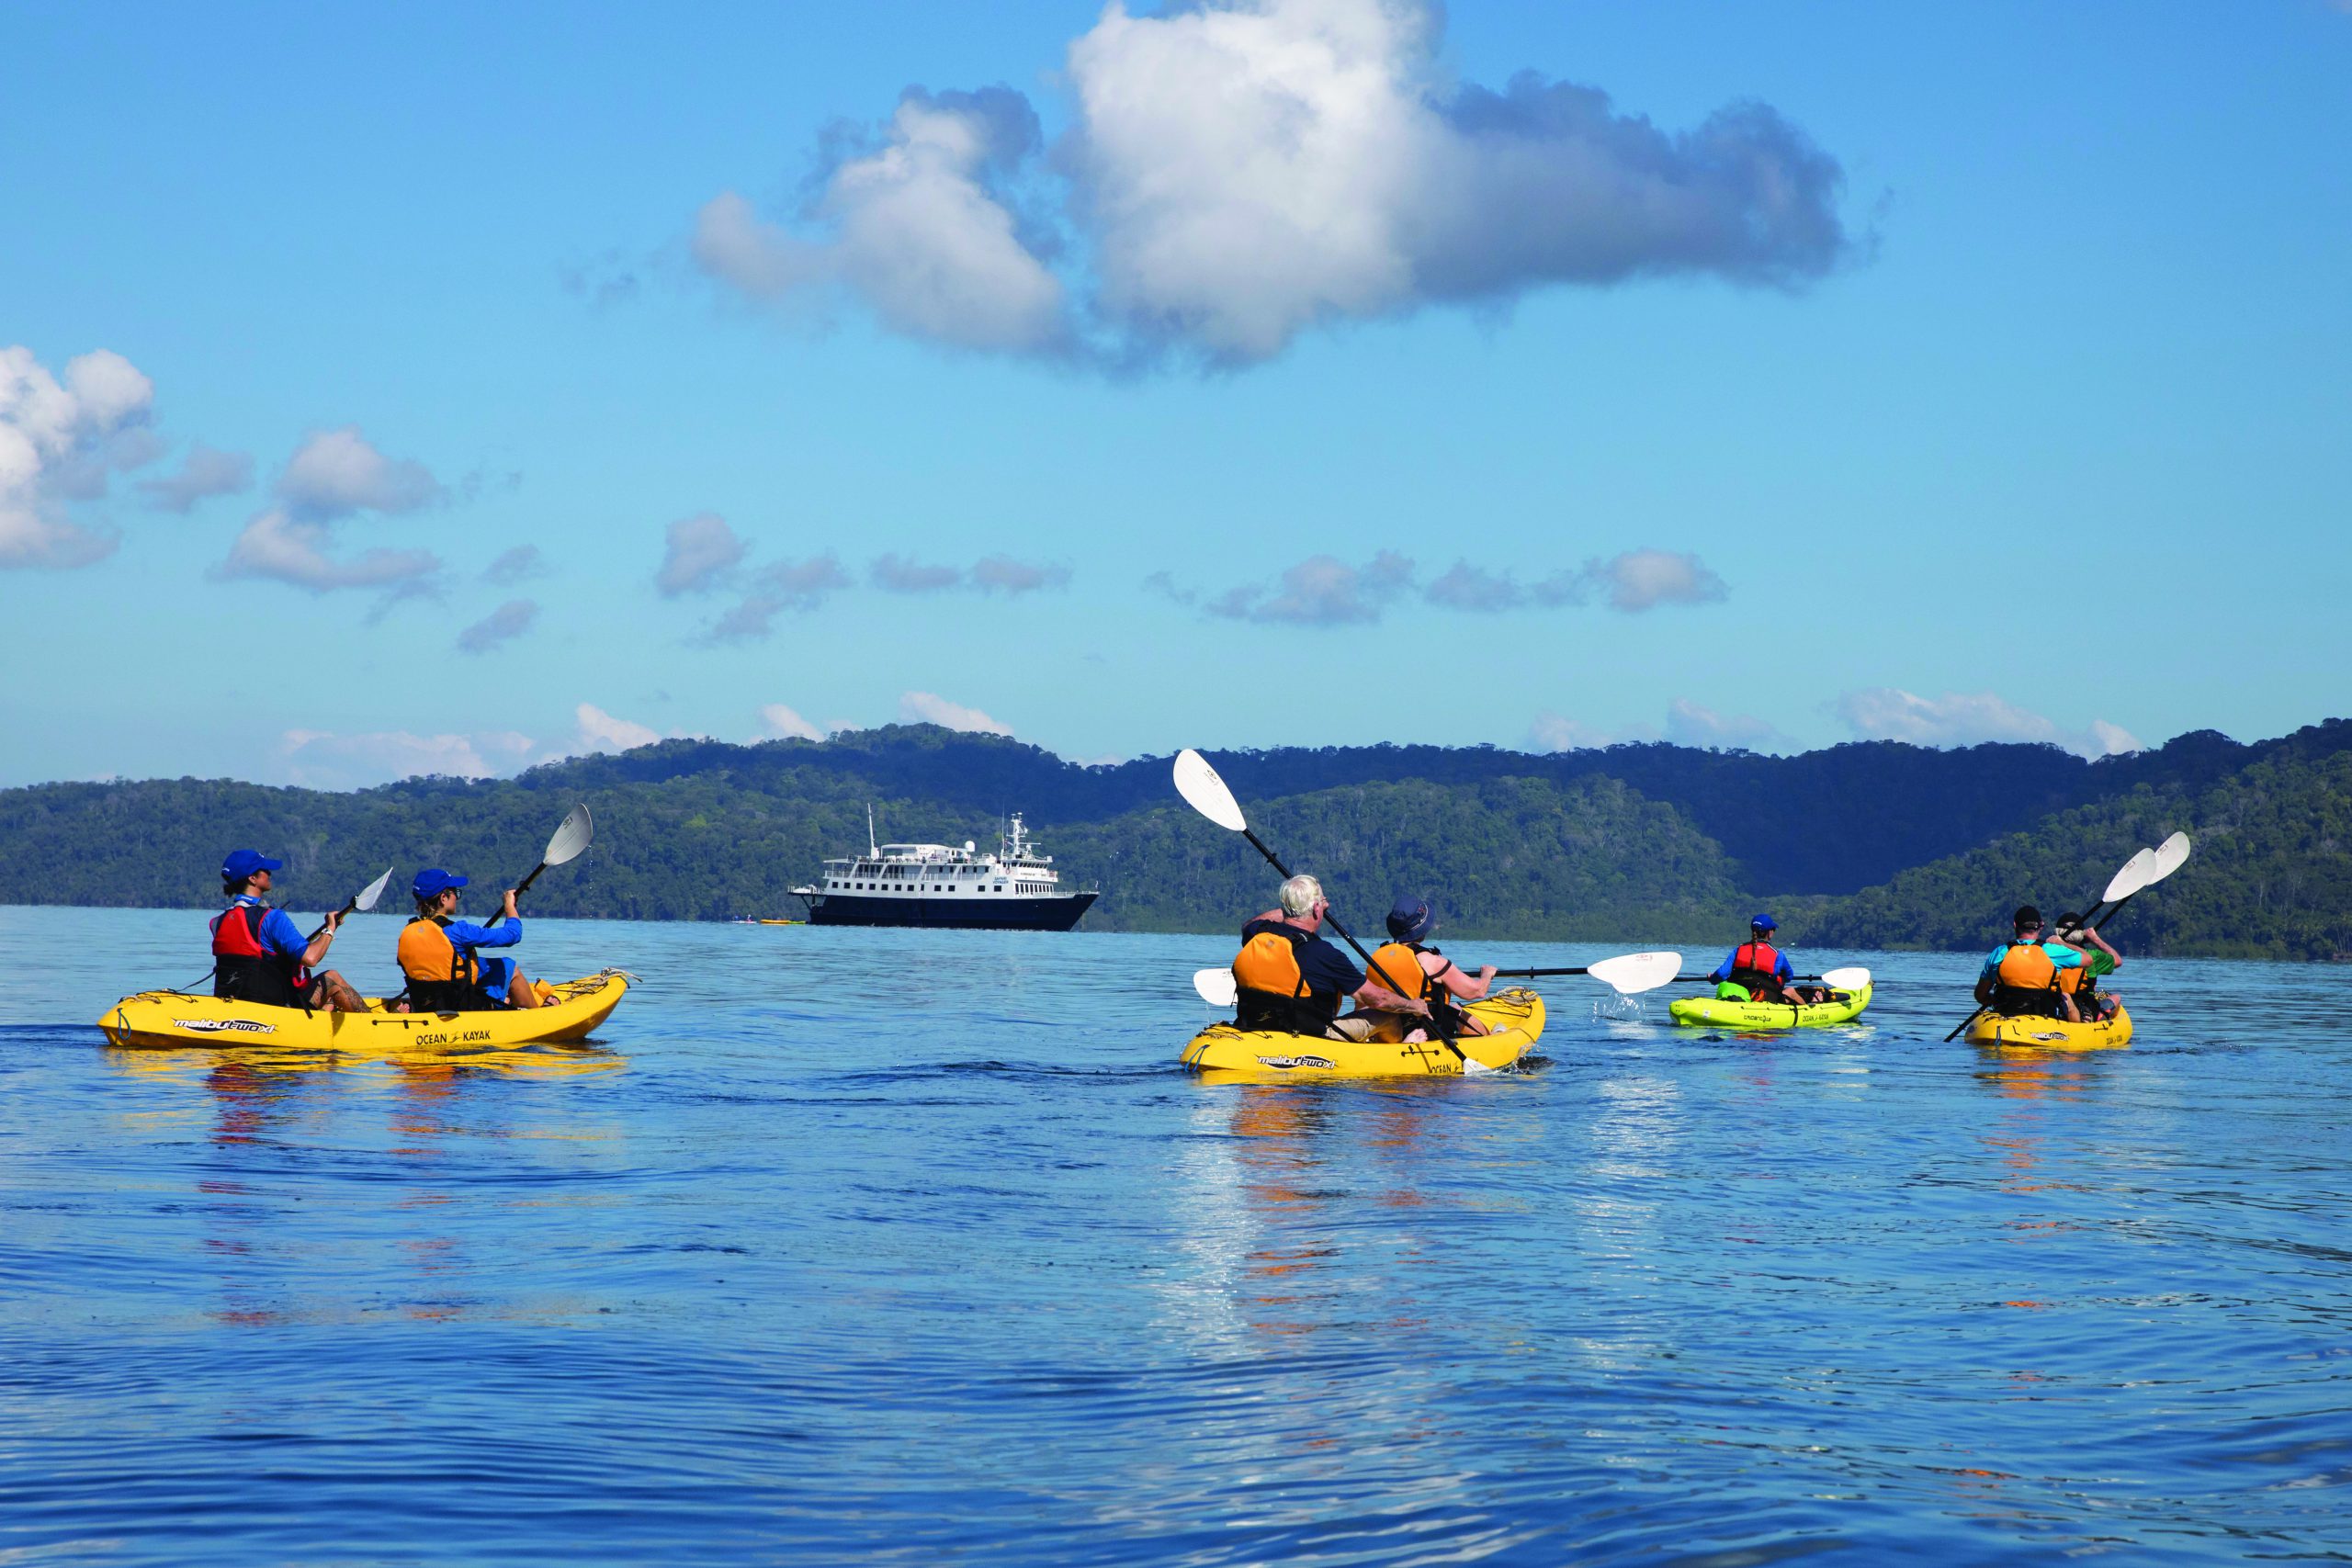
[306,865,395,942]
[1172,749,1439,1034]
[1193,951,1687,1009]
[2086,831,2190,934]
[1943,847,2159,1042]
[514,804,594,897]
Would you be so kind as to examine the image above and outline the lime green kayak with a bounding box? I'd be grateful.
[1669,982,1872,1030]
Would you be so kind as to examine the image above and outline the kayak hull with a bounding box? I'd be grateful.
[1669,982,1872,1031]
[96,970,630,1053]
[1182,988,1544,1080]
[1965,1003,2133,1051]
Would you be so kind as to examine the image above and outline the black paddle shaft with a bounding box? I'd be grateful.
[303,897,357,944]
[514,860,550,897]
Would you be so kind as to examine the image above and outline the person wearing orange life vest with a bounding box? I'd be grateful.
[1707,914,1825,1004]
[2052,912,2123,1021]
[396,868,541,1011]
[210,848,362,1011]
[1973,904,2087,1021]
[1232,874,1426,1041]
[1358,896,1498,1041]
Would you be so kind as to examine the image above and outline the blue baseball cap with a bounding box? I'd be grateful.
[412,868,469,900]
[221,849,283,881]
[1386,896,1435,943]
[1750,912,1779,931]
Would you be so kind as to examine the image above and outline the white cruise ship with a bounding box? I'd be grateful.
[788,812,1099,931]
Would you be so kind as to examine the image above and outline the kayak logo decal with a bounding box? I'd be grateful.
[172,1017,277,1034]
[1254,1054,1336,1070]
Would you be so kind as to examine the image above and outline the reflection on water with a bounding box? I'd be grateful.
[3,907,2351,1565]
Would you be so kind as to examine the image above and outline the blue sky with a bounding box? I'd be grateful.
[3,1,2346,789]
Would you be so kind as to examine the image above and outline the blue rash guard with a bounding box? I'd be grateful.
[446,915,522,996]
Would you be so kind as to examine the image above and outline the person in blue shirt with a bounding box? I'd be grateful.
[1708,913,1824,1003]
[209,849,362,1010]
[395,869,541,1010]
[1973,905,2086,1021]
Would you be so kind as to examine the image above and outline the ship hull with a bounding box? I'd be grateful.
[792,892,1098,931]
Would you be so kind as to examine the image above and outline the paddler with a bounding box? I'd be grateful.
[1233,874,1427,1042]
[2052,913,2123,1021]
[1707,914,1825,1005]
[1361,896,1497,1041]
[1973,905,2086,1021]
[397,869,542,1011]
[210,849,362,1011]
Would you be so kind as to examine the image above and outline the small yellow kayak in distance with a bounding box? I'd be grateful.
[1965,1003,2133,1051]
[96,970,631,1053]
[1182,988,1545,1081]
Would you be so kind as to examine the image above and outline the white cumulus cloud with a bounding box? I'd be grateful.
[758,703,826,741]
[694,0,1856,368]
[1837,688,2142,759]
[217,508,440,592]
[276,426,445,521]
[0,344,158,569]
[899,691,1012,735]
[572,702,662,754]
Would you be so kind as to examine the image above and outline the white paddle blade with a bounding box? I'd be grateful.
[354,865,395,913]
[2101,846,2158,905]
[543,804,594,867]
[1172,749,1248,833]
[1193,967,1238,1008]
[2148,830,2191,883]
[1821,965,1871,991]
[1586,950,1683,995]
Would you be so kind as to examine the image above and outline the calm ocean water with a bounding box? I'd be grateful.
[2,905,2347,1565]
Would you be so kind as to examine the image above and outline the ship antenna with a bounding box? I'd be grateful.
[867,803,878,858]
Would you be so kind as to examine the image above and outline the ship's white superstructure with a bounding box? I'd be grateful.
[788,811,1098,930]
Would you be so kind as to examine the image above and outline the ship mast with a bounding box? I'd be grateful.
[866,803,878,857]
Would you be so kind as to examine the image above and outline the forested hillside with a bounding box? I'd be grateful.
[2,718,2346,956]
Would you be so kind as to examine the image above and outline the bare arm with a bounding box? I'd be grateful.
[1431,955,1495,1002]
[1973,973,1997,1007]
[301,909,341,969]
[1352,980,1426,1016]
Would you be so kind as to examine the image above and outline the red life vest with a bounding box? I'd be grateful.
[1727,940,1784,995]
[210,901,301,1007]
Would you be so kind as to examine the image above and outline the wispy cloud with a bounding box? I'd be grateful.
[571,702,662,754]
[656,512,747,596]
[870,552,1071,595]
[706,554,853,642]
[1664,698,1789,752]
[277,727,537,789]
[1836,688,2143,759]
[138,444,252,513]
[457,598,538,654]
[1182,547,1726,626]
[691,0,1859,369]
[217,509,439,592]
[216,427,450,596]
[483,544,546,583]
[758,703,826,741]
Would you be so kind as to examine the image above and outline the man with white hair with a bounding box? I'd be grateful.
[1231,874,1427,1041]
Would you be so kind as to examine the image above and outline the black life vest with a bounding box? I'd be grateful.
[1233,920,1341,1035]
[211,901,301,1007]
[1727,940,1785,998]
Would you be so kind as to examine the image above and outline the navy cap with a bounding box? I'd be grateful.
[1386,896,1435,943]
[2013,904,2042,928]
[1749,912,1779,931]
[221,849,283,881]
[412,868,469,900]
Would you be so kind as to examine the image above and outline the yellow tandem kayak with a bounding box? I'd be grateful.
[96,970,631,1053]
[1182,988,1545,1080]
[1965,1003,2133,1051]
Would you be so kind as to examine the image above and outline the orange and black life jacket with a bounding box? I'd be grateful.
[1726,940,1784,998]
[398,916,492,1012]
[1367,940,1464,1038]
[210,901,301,1007]
[1233,923,1339,1035]
[1991,942,2062,1017]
